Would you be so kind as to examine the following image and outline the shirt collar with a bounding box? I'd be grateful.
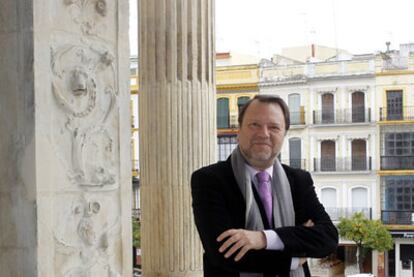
[245,163,273,184]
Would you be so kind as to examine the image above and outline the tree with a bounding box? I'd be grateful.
[133,219,141,248]
[337,212,393,273]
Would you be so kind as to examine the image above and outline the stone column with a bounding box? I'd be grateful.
[0,0,131,276]
[139,0,216,276]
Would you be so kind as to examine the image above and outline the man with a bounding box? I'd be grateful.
[191,95,338,277]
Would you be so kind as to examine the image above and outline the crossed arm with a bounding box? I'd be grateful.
[191,168,338,274]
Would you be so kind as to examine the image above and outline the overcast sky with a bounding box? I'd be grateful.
[129,0,414,58]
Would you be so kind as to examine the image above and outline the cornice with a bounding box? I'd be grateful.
[378,170,414,176]
[216,83,258,91]
[216,64,258,71]
[376,70,414,76]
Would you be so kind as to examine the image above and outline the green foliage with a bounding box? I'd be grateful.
[133,219,141,248]
[338,212,393,252]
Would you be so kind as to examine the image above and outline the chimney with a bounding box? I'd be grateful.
[311,44,315,58]
[386,41,391,53]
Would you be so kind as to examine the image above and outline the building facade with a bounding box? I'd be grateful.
[260,47,378,276]
[376,44,414,277]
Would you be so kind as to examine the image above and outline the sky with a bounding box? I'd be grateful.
[129,0,414,59]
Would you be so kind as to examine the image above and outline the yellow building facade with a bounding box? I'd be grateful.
[375,46,414,277]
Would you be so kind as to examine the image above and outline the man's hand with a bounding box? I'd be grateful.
[217,229,266,261]
[303,219,314,227]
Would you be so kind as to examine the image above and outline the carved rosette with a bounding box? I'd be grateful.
[51,44,118,188]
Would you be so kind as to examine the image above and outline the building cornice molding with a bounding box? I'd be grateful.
[217,83,258,91]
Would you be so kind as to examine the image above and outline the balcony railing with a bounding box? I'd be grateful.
[314,157,372,172]
[326,207,372,221]
[380,155,414,170]
[379,106,414,121]
[313,108,371,125]
[282,159,307,170]
[290,111,306,125]
[381,210,414,225]
[132,208,141,221]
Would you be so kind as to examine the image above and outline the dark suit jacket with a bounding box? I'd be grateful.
[191,158,338,277]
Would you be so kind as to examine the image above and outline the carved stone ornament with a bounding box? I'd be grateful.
[54,195,121,277]
[63,0,108,35]
[51,44,118,187]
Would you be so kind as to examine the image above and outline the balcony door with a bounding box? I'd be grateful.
[352,91,365,123]
[352,139,367,170]
[289,93,301,125]
[321,140,336,171]
[289,138,301,169]
[387,90,403,120]
[321,93,334,123]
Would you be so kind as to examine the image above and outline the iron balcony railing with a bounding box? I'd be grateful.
[313,108,371,124]
[282,159,307,170]
[379,106,414,121]
[380,155,414,170]
[326,207,372,221]
[381,210,414,225]
[313,157,372,172]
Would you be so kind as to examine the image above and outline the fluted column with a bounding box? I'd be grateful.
[139,0,216,275]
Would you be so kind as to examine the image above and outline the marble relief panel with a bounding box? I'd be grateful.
[54,193,122,277]
[51,0,117,40]
[49,0,123,276]
[50,42,119,189]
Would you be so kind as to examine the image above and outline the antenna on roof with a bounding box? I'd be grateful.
[331,0,339,58]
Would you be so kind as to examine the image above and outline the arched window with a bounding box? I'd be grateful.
[352,91,365,123]
[321,187,337,220]
[237,96,250,114]
[321,188,337,207]
[351,187,368,208]
[351,187,368,217]
[217,98,229,129]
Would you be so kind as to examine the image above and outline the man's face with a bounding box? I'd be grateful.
[238,100,286,170]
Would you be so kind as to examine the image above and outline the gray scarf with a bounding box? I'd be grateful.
[231,147,305,277]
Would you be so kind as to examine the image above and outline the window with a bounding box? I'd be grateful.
[351,139,367,170]
[321,187,337,220]
[321,93,334,123]
[288,94,301,125]
[384,132,414,156]
[237,96,250,113]
[321,188,337,207]
[289,138,302,169]
[384,176,414,211]
[320,140,336,171]
[351,187,368,209]
[387,90,403,120]
[217,135,237,161]
[382,132,414,170]
[217,98,230,129]
[352,91,365,123]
